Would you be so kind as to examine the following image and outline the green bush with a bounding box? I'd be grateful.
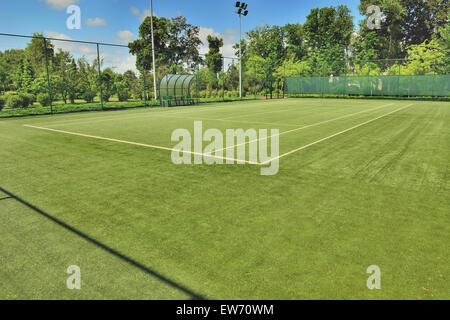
[37,93,52,107]
[0,96,5,111]
[117,88,131,102]
[5,94,25,108]
[102,91,112,102]
[20,93,35,107]
[82,90,97,103]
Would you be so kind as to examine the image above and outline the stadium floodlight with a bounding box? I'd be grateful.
[234,2,249,99]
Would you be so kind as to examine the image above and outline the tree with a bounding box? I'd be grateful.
[0,57,8,92]
[438,15,450,73]
[245,25,286,68]
[401,39,445,75]
[304,6,353,50]
[358,0,404,60]
[303,5,354,74]
[205,35,223,75]
[224,63,239,91]
[101,68,116,102]
[282,23,306,60]
[53,49,72,103]
[167,16,203,70]
[129,15,203,73]
[401,0,449,47]
[114,74,131,101]
[26,33,54,75]
[15,56,35,93]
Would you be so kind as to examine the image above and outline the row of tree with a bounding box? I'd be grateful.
[0,34,150,108]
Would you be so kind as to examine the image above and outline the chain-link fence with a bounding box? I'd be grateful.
[0,33,290,118]
[0,33,159,117]
[285,58,450,98]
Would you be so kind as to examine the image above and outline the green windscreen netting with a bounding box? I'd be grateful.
[286,75,450,97]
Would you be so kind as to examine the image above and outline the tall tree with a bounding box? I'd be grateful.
[282,23,306,60]
[245,25,286,68]
[14,56,35,93]
[129,15,202,73]
[26,33,54,75]
[205,35,223,75]
[358,0,404,59]
[303,5,354,74]
[401,0,450,47]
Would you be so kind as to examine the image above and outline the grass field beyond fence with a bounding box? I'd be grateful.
[0,98,448,299]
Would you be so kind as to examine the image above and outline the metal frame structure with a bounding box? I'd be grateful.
[159,74,196,107]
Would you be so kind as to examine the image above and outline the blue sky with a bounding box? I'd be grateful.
[0,0,365,72]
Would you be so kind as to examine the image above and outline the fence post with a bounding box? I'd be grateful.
[43,38,53,114]
[254,62,257,99]
[142,66,148,107]
[343,59,347,97]
[196,60,199,104]
[96,43,104,110]
[321,63,324,98]
[222,57,225,101]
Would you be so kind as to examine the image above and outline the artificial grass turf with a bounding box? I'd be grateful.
[0,98,448,299]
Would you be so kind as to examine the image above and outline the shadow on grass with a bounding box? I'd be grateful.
[0,186,205,300]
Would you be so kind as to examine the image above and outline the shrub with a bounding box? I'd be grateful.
[102,91,112,102]
[0,96,5,111]
[37,93,52,107]
[82,90,97,103]
[115,79,131,102]
[19,93,35,108]
[5,94,25,109]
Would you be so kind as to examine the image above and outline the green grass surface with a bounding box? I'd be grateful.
[0,98,448,299]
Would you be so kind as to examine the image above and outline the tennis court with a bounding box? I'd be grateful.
[1,98,448,299]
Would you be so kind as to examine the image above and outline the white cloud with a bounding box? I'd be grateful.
[86,18,107,27]
[43,0,79,10]
[130,6,156,22]
[44,31,138,74]
[44,31,96,59]
[116,30,137,45]
[112,55,137,74]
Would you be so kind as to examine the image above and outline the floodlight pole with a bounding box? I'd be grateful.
[239,13,242,99]
[150,0,158,101]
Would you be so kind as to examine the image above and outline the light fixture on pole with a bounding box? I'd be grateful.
[150,0,158,101]
[234,2,249,99]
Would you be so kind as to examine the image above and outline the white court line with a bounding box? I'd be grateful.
[152,114,300,127]
[23,103,412,166]
[23,124,259,165]
[28,99,287,127]
[261,104,413,165]
[28,98,359,128]
[218,102,395,152]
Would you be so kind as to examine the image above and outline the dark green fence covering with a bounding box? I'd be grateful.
[286,75,450,97]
